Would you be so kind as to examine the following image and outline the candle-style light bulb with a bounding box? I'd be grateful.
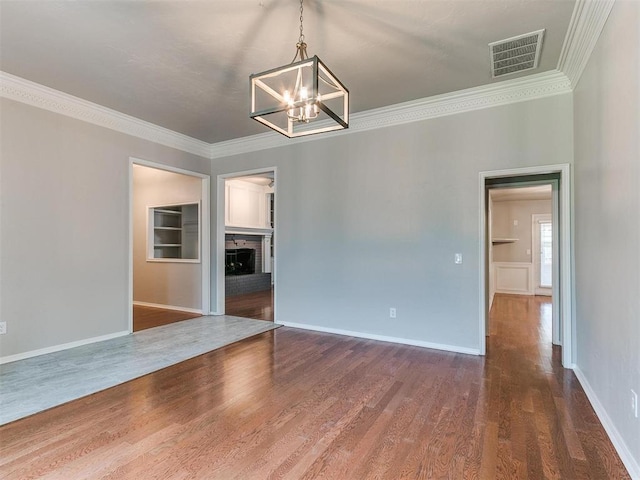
[300,86,308,100]
[284,90,295,107]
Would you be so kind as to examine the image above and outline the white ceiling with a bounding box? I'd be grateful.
[0,0,576,144]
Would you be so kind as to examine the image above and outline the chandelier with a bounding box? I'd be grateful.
[250,0,349,138]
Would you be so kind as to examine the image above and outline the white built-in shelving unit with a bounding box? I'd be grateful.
[148,203,200,262]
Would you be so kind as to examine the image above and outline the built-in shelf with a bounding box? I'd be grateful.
[492,238,519,244]
[154,209,182,215]
[148,203,200,262]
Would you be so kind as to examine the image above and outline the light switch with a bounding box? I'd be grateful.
[454,253,463,264]
[513,220,519,226]
[526,249,531,255]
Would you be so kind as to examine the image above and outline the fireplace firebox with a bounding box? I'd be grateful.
[225,248,255,275]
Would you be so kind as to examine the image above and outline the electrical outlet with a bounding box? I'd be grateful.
[0,322,6,335]
[389,308,396,319]
[632,390,638,418]
[454,253,463,264]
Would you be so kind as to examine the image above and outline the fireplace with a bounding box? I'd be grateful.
[226,248,255,276]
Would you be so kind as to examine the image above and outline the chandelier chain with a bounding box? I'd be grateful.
[298,0,304,44]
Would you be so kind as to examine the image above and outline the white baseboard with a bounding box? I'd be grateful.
[0,330,130,365]
[133,301,202,315]
[573,366,640,479]
[278,321,480,356]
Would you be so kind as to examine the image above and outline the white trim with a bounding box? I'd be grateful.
[550,183,561,345]
[574,367,640,479]
[0,71,211,158]
[2,69,570,161]
[279,322,480,356]
[479,164,573,366]
[2,69,570,162]
[132,301,202,315]
[559,165,573,366]
[210,70,571,159]
[0,331,129,365]
[129,158,211,333]
[215,167,278,318]
[557,0,616,88]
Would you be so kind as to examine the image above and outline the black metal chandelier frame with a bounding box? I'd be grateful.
[249,0,349,138]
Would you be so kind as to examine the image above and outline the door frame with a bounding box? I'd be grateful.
[128,158,211,333]
[479,164,573,368]
[214,167,277,318]
[532,213,553,296]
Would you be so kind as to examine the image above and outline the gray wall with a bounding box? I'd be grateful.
[211,94,574,351]
[492,199,552,263]
[133,165,202,310]
[573,0,640,470]
[0,98,210,358]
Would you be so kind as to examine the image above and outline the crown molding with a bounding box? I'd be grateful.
[0,71,211,158]
[1,69,572,162]
[209,70,571,159]
[1,1,609,161]
[557,0,615,88]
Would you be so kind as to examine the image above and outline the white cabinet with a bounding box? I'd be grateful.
[225,180,270,229]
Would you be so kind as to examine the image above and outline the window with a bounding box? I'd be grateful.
[539,222,552,287]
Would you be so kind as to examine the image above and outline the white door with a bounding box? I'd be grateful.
[533,214,552,296]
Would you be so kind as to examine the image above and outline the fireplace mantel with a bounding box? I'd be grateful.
[225,226,272,237]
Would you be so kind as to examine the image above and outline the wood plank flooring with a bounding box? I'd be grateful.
[0,294,630,479]
[226,288,274,321]
[133,305,201,332]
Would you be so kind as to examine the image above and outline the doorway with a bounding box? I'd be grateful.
[129,158,211,333]
[215,168,276,322]
[479,164,572,368]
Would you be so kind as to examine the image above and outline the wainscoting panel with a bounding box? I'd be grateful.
[493,262,533,295]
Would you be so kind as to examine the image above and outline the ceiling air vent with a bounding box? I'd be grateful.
[489,29,545,78]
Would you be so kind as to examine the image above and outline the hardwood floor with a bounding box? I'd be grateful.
[0,294,629,479]
[226,287,274,321]
[133,305,201,332]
